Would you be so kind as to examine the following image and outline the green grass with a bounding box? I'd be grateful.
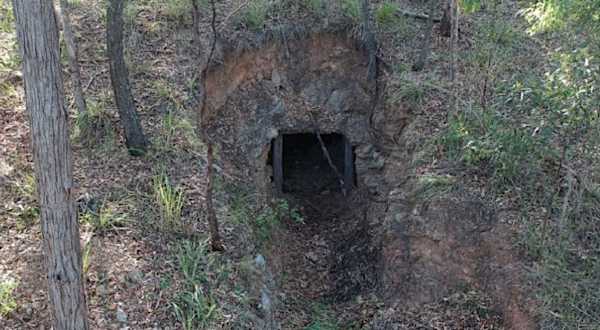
[152,170,185,231]
[0,278,17,317]
[80,201,128,233]
[242,0,269,31]
[305,0,325,14]
[172,240,219,330]
[340,0,360,22]
[230,191,303,245]
[73,99,116,149]
[305,303,339,330]
[0,1,14,33]
[375,2,399,27]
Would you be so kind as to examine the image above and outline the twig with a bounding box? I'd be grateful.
[315,131,346,196]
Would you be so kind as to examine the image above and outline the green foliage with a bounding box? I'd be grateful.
[340,0,360,22]
[152,170,185,231]
[305,0,325,14]
[459,0,482,14]
[120,0,140,27]
[172,240,219,330]
[151,108,203,154]
[149,0,190,23]
[415,174,457,200]
[0,1,14,34]
[74,99,116,149]
[242,0,269,31]
[375,2,399,27]
[0,278,17,317]
[305,304,339,330]
[255,199,303,243]
[437,2,600,327]
[229,191,303,245]
[81,202,128,233]
[81,239,93,275]
[6,172,39,230]
[173,286,218,330]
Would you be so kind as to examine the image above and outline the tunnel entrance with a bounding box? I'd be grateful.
[270,133,354,194]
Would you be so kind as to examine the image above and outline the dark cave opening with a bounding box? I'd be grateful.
[268,133,354,194]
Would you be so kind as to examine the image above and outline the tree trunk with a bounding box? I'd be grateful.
[440,0,451,37]
[198,0,224,251]
[205,143,224,251]
[12,2,89,329]
[56,0,87,114]
[106,0,148,155]
[450,0,459,115]
[360,0,377,81]
[413,0,438,71]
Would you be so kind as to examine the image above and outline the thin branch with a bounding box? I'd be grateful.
[315,131,346,196]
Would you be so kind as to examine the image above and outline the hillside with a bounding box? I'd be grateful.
[1,0,598,329]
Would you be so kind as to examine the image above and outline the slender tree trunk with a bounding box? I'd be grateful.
[205,143,223,251]
[106,0,148,155]
[56,0,87,114]
[360,0,377,81]
[440,0,451,37]
[198,0,223,251]
[413,0,437,71]
[12,2,89,329]
[449,0,459,116]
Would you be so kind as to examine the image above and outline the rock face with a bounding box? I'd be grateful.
[203,31,533,329]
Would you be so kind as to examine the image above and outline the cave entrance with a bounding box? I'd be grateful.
[270,133,354,194]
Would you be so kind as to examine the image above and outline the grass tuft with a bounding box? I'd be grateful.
[0,278,17,317]
[152,170,185,232]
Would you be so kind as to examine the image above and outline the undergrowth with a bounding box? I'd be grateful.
[172,239,225,329]
[230,191,303,246]
[0,277,17,317]
[436,4,600,328]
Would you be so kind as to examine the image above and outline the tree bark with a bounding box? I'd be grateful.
[198,0,224,251]
[413,0,438,71]
[106,0,148,155]
[56,0,87,114]
[360,0,377,81]
[440,0,451,37]
[12,1,89,329]
[450,0,459,115]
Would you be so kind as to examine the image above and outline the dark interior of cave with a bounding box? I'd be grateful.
[268,133,350,194]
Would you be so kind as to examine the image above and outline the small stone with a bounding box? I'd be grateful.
[116,308,128,323]
[255,254,266,269]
